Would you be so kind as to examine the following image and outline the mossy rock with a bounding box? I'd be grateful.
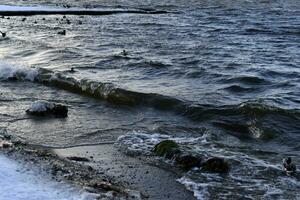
[153,140,180,159]
[201,157,230,173]
[107,90,136,106]
[175,153,202,170]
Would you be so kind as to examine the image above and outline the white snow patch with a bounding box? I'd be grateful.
[0,154,94,200]
[0,5,62,11]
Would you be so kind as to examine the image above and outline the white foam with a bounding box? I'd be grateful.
[0,62,38,81]
[177,177,208,200]
[28,100,55,112]
[0,154,94,200]
[115,131,206,155]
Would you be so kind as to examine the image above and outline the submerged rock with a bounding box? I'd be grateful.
[69,67,76,73]
[201,157,230,173]
[283,157,296,175]
[0,141,13,149]
[175,153,202,170]
[58,30,66,35]
[26,100,68,117]
[153,140,180,159]
[0,31,6,37]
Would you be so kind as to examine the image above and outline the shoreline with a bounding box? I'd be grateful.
[0,135,195,200]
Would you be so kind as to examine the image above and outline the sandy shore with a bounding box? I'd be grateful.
[0,136,195,200]
[53,144,195,200]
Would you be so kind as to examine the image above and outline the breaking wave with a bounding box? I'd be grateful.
[1,64,300,126]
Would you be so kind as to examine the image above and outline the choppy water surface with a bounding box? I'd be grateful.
[0,0,299,199]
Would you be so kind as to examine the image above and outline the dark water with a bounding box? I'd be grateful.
[0,0,300,199]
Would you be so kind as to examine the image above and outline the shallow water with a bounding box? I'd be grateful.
[0,0,300,199]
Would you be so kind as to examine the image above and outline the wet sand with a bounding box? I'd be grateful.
[1,137,195,200]
[53,144,195,200]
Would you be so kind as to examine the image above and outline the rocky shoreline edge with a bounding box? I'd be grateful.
[0,130,197,200]
[0,135,143,200]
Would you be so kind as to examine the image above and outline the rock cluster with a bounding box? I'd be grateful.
[153,140,230,173]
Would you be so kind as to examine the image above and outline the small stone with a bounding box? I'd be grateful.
[66,156,90,162]
[58,30,66,35]
[0,31,6,37]
[69,67,76,73]
[283,157,296,175]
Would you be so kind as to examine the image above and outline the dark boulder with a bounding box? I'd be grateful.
[153,140,180,159]
[26,100,68,118]
[175,153,202,170]
[52,104,68,117]
[201,157,230,173]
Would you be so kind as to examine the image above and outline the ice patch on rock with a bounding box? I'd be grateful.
[28,100,55,112]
